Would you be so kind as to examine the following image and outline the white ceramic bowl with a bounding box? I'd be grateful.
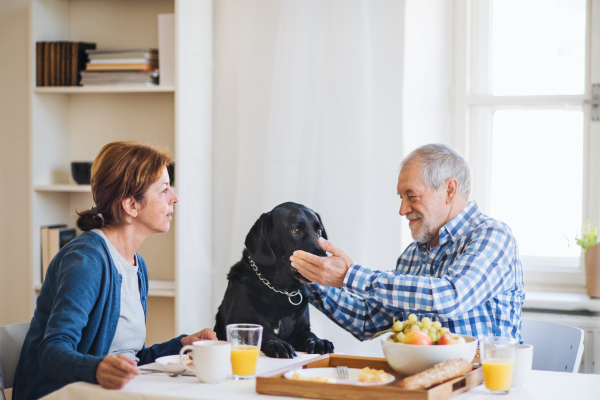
[381,332,478,376]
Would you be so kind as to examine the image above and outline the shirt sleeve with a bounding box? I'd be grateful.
[308,282,399,341]
[344,223,517,320]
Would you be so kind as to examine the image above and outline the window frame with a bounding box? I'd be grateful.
[452,0,596,291]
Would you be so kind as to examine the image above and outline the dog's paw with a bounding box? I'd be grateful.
[305,337,334,355]
[262,338,297,359]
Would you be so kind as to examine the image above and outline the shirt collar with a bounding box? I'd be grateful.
[438,201,480,246]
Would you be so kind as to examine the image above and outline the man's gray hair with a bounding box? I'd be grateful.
[401,143,472,199]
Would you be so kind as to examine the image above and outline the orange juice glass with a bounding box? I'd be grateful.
[226,324,263,379]
[480,336,517,394]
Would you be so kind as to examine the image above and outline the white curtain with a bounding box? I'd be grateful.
[213,0,405,356]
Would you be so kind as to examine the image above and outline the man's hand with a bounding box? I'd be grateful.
[290,237,353,287]
[181,328,218,347]
[96,354,140,390]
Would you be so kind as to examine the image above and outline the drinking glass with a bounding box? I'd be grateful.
[226,324,263,379]
[480,336,518,394]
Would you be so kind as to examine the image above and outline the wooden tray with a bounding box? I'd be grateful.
[256,354,483,400]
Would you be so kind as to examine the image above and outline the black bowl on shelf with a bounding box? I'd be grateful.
[71,162,93,185]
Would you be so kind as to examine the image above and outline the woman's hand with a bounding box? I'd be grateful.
[96,354,140,389]
[181,328,218,346]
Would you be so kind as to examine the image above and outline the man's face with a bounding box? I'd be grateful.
[396,162,449,244]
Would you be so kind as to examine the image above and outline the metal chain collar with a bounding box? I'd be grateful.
[248,256,303,306]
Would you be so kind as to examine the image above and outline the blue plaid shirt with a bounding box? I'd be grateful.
[309,201,525,342]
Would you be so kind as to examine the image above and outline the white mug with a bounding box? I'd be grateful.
[179,340,231,383]
[511,344,534,387]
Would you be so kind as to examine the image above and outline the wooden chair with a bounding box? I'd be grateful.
[0,323,30,400]
[521,319,584,373]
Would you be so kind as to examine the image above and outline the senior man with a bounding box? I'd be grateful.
[290,143,524,341]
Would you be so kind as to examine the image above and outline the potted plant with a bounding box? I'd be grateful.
[575,221,600,298]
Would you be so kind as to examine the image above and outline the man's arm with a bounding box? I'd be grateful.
[308,284,399,341]
[344,223,517,318]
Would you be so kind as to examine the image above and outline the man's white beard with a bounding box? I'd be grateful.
[407,212,435,244]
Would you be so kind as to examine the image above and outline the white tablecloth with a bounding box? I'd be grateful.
[42,354,600,400]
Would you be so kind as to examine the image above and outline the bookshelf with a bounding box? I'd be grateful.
[29,0,213,346]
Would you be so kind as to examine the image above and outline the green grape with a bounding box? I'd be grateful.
[432,321,442,329]
[388,337,395,342]
[420,327,429,334]
[440,327,450,335]
[410,324,420,332]
[428,333,436,343]
[403,325,412,334]
[393,320,403,331]
[421,317,432,328]
[396,332,405,343]
[429,327,437,336]
[416,322,423,328]
[408,313,418,323]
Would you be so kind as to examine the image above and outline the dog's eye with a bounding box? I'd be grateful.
[291,228,300,235]
[317,229,322,237]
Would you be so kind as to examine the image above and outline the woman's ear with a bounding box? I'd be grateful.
[121,197,139,218]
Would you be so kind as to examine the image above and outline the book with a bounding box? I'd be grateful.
[36,42,44,87]
[86,49,158,60]
[49,42,56,86]
[85,63,157,71]
[88,58,157,64]
[80,70,158,86]
[43,42,51,86]
[40,224,66,281]
[72,42,97,85]
[158,13,175,86]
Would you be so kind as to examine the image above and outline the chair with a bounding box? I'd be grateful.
[0,323,30,400]
[520,319,584,373]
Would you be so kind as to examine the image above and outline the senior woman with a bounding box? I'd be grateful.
[13,141,216,400]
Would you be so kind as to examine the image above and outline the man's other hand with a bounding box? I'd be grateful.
[290,237,353,287]
[96,354,140,390]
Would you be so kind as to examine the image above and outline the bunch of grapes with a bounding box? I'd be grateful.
[386,314,449,344]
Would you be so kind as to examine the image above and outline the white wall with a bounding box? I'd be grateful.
[400,0,454,251]
[0,0,31,326]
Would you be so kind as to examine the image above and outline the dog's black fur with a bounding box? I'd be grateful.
[214,202,334,358]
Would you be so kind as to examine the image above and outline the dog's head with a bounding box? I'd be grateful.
[244,202,327,285]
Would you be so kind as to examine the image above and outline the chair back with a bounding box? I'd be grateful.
[521,319,584,373]
[0,322,30,399]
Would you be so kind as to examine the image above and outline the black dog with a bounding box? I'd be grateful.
[214,202,334,358]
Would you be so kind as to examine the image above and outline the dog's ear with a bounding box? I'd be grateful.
[315,212,328,240]
[245,212,277,266]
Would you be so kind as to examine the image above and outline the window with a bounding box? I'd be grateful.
[454,0,597,289]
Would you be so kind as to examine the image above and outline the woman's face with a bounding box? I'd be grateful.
[137,166,178,234]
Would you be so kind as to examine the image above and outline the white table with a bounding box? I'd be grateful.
[42,355,600,400]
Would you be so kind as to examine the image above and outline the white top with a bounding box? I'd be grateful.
[91,229,146,361]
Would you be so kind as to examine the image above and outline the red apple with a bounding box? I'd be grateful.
[438,333,466,345]
[404,330,432,346]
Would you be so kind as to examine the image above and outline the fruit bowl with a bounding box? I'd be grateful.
[381,332,478,376]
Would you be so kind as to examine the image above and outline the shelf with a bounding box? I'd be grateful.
[34,86,175,94]
[34,280,175,298]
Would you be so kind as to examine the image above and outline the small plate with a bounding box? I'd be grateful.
[283,367,394,386]
[155,354,192,372]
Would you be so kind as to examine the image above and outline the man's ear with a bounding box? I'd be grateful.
[446,178,458,203]
[315,212,328,240]
[245,212,276,266]
[121,197,139,218]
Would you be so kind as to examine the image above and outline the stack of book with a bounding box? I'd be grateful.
[40,225,77,281]
[35,41,97,86]
[80,49,159,86]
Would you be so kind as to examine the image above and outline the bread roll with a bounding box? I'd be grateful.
[397,358,472,390]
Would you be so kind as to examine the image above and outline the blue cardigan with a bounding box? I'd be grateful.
[13,232,186,400]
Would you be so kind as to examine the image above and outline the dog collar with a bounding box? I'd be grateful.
[248,256,303,306]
